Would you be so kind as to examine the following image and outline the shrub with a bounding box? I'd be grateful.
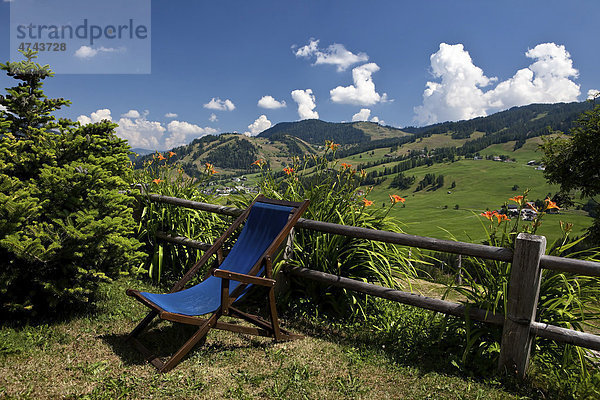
[0,51,144,317]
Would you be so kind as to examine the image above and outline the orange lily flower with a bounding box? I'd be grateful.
[283,167,294,175]
[168,151,176,158]
[152,178,162,184]
[362,198,374,207]
[544,198,560,210]
[480,211,494,221]
[325,140,340,151]
[509,195,524,205]
[204,163,217,175]
[341,163,351,169]
[157,154,166,161]
[389,194,406,204]
[495,213,510,223]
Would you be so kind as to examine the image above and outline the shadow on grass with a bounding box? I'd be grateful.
[101,319,278,368]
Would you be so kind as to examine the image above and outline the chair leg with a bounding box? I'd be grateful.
[159,311,221,373]
[127,310,158,340]
[267,288,282,341]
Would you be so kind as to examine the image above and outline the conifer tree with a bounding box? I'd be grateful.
[0,50,143,317]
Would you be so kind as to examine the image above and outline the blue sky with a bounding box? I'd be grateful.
[1,0,599,150]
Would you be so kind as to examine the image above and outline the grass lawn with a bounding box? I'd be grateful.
[1,278,542,400]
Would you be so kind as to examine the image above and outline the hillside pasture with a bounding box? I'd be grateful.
[365,158,592,243]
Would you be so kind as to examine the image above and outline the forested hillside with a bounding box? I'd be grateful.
[258,119,369,144]
[134,101,592,180]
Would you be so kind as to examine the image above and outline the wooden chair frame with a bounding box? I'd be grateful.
[126,195,309,372]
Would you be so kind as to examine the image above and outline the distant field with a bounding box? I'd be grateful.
[366,157,592,243]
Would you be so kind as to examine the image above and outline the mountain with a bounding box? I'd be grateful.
[130,147,155,156]
[134,101,593,177]
[258,119,409,144]
[258,119,368,144]
[404,102,589,138]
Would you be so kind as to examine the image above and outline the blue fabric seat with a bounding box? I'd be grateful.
[138,202,294,316]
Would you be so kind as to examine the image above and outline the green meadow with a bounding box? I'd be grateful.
[366,158,590,243]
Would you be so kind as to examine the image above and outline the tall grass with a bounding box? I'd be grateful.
[131,154,228,283]
[253,142,417,318]
[443,192,600,398]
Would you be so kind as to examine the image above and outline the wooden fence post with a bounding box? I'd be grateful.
[457,254,462,285]
[498,232,546,377]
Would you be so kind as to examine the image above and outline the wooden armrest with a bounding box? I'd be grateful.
[212,269,276,287]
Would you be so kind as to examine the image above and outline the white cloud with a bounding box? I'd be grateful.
[165,112,178,118]
[587,89,600,100]
[352,108,371,121]
[0,104,6,112]
[244,115,272,137]
[295,39,368,72]
[414,43,493,125]
[370,116,385,125]
[117,115,165,149]
[294,39,319,58]
[330,63,388,106]
[414,42,581,125]
[209,113,218,122]
[122,109,140,119]
[291,89,319,120]
[77,108,217,150]
[77,115,92,125]
[77,108,113,125]
[165,121,218,149]
[351,109,384,125]
[258,95,287,109]
[74,45,122,59]
[203,97,235,111]
[485,43,580,110]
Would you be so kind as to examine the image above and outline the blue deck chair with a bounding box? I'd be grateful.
[126,195,309,372]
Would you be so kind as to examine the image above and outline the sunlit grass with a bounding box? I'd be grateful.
[0,278,529,400]
[366,158,592,243]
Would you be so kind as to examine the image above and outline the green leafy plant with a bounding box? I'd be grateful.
[444,192,600,397]
[252,141,417,318]
[0,50,143,317]
[131,155,229,283]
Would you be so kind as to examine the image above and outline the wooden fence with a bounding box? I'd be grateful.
[147,193,600,378]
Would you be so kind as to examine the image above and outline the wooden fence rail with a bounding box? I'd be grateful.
[146,194,600,378]
[147,194,600,277]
